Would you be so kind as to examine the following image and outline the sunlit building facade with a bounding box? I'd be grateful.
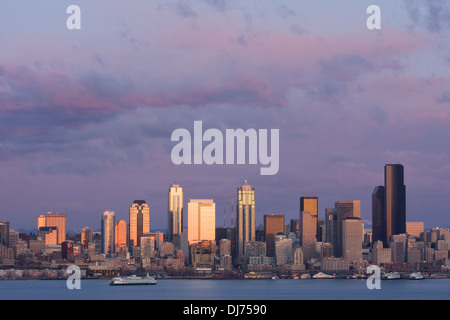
[168,182,183,242]
[101,210,115,255]
[129,200,150,249]
[236,180,255,264]
[188,199,215,244]
[115,220,127,251]
[38,212,67,245]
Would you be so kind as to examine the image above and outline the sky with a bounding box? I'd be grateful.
[0,0,449,232]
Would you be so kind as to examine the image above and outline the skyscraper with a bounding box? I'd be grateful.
[129,200,150,248]
[264,214,285,257]
[115,220,127,251]
[187,199,216,244]
[300,196,318,242]
[38,212,67,245]
[342,217,363,261]
[101,210,115,255]
[385,164,406,244]
[335,200,360,257]
[372,186,386,246]
[300,210,317,263]
[0,222,10,247]
[168,182,183,242]
[236,180,255,264]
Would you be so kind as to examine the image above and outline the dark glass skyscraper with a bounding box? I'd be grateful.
[372,186,386,246]
[385,164,406,243]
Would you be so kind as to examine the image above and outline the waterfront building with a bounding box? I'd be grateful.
[236,180,255,264]
[372,240,392,265]
[168,182,183,242]
[129,200,150,249]
[188,199,216,244]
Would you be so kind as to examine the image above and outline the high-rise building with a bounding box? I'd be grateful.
[300,197,318,216]
[406,222,424,238]
[325,208,338,256]
[264,214,284,257]
[101,210,115,255]
[188,199,216,244]
[115,220,127,250]
[335,200,360,257]
[300,210,317,263]
[342,217,363,261]
[81,227,93,250]
[129,200,150,248]
[38,212,67,245]
[168,182,183,242]
[372,186,386,246]
[385,164,406,244]
[0,222,10,248]
[236,180,255,264]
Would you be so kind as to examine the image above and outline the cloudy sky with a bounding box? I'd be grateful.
[1,0,449,232]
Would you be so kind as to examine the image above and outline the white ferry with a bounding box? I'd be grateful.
[312,272,335,279]
[110,274,157,286]
[383,272,401,280]
[409,272,424,280]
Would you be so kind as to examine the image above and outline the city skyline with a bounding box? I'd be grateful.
[1,1,450,232]
[2,169,449,234]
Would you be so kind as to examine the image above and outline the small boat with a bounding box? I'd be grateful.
[383,272,401,280]
[110,274,157,286]
[300,274,311,280]
[312,272,335,279]
[409,272,424,280]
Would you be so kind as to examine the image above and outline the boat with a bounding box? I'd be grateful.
[109,274,157,286]
[409,272,424,280]
[300,274,311,280]
[383,272,401,280]
[312,272,335,279]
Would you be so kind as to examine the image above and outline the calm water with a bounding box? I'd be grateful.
[0,278,448,300]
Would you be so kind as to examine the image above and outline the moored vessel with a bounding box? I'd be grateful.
[110,274,157,286]
[409,272,424,280]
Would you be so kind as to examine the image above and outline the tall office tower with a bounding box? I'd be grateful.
[101,210,115,255]
[342,217,363,261]
[115,220,127,250]
[39,212,67,245]
[300,197,318,216]
[290,219,300,239]
[0,222,10,247]
[188,199,216,244]
[264,214,285,257]
[385,164,406,244]
[335,200,360,257]
[168,182,183,242]
[275,234,293,265]
[300,210,318,263]
[81,227,93,250]
[372,186,386,246]
[325,208,338,254]
[236,180,255,264]
[300,196,318,240]
[129,200,150,248]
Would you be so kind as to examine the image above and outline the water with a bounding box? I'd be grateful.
[0,278,448,300]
